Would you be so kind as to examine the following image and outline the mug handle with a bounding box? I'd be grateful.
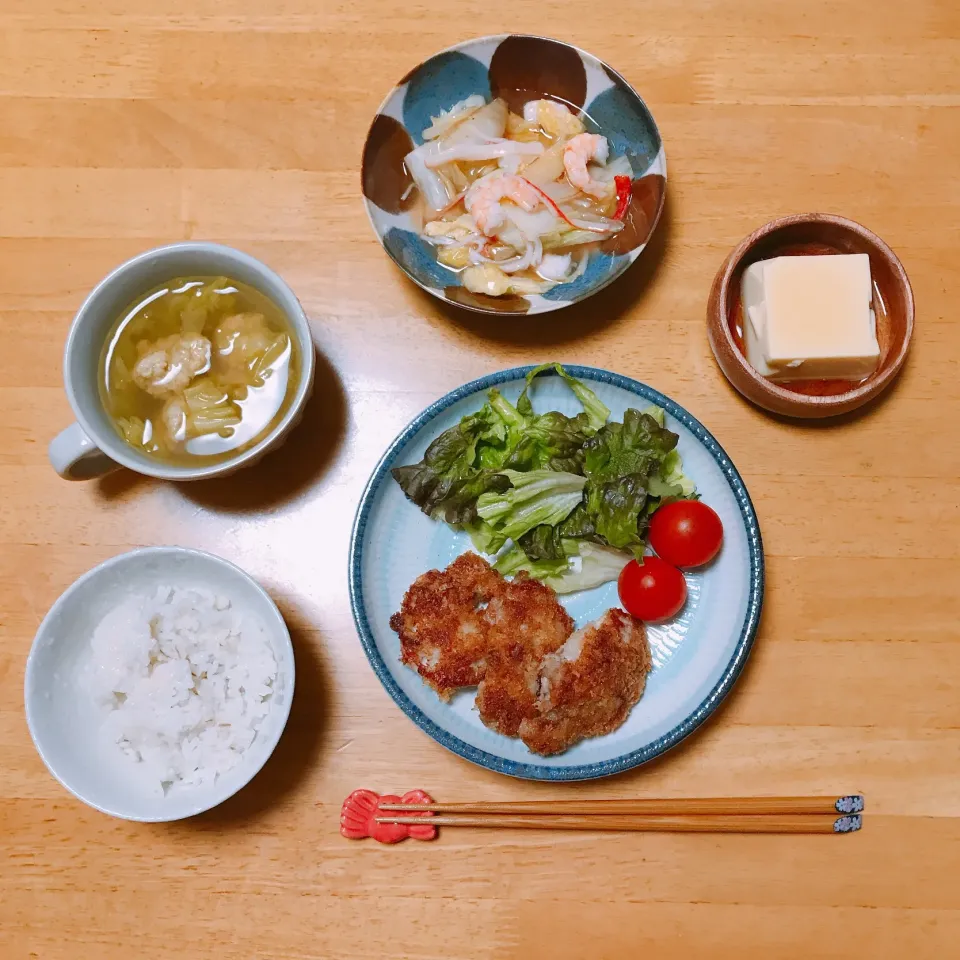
[48,422,119,480]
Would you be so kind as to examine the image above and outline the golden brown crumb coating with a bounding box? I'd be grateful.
[518,608,651,756]
[389,552,502,699]
[391,556,652,756]
[474,573,573,737]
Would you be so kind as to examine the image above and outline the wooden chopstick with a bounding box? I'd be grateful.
[378,795,863,817]
[376,813,862,834]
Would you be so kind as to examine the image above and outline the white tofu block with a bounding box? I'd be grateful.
[741,253,881,381]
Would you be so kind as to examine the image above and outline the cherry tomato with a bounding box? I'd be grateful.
[649,500,724,568]
[618,556,687,623]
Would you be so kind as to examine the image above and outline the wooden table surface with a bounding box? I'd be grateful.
[2,2,959,957]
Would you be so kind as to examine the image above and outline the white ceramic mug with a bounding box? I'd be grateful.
[49,242,316,481]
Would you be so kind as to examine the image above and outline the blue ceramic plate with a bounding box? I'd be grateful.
[361,35,667,315]
[349,367,763,780]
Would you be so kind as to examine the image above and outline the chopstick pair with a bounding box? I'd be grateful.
[378,795,864,834]
[340,790,864,843]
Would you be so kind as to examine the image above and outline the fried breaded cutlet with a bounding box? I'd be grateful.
[390,555,651,756]
[390,552,502,699]
[518,608,651,756]
[474,574,573,737]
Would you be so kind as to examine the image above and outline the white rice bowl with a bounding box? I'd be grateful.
[24,547,295,822]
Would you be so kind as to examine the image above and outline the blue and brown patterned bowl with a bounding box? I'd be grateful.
[361,35,667,315]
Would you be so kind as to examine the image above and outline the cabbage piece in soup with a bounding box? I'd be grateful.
[99,277,299,464]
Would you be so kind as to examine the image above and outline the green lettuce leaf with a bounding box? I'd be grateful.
[392,363,609,526]
[392,463,511,525]
[392,410,487,492]
[459,518,508,555]
[642,406,696,497]
[475,389,527,468]
[391,366,697,588]
[517,523,568,561]
[548,542,633,593]
[557,502,601,541]
[582,408,678,483]
[519,362,610,430]
[476,469,586,543]
[643,405,666,427]
[573,406,697,554]
[660,448,696,497]
[494,541,632,594]
[504,410,594,473]
[493,545,570,580]
[392,391,526,520]
[487,388,527,432]
[584,471,651,553]
[570,542,634,587]
[516,501,615,562]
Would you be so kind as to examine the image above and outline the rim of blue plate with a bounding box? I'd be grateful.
[348,365,764,780]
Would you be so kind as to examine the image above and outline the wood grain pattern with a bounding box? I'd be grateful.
[1,3,959,958]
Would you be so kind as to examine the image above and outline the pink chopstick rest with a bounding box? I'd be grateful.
[340,789,437,843]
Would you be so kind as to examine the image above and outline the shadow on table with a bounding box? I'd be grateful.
[94,345,348,511]
[182,595,332,827]
[425,191,674,349]
[181,346,348,513]
[762,358,908,429]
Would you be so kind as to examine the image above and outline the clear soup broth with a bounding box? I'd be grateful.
[99,276,299,464]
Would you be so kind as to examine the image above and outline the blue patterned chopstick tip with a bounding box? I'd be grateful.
[834,814,862,833]
[835,795,865,814]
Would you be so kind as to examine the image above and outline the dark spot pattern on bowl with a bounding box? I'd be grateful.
[601,174,666,255]
[383,227,459,290]
[362,35,667,314]
[397,60,424,86]
[445,287,531,313]
[488,35,588,113]
[403,51,491,146]
[361,114,416,214]
[585,82,661,177]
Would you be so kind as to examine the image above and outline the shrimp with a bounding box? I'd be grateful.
[464,173,543,235]
[563,133,614,199]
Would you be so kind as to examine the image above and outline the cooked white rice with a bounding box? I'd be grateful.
[83,585,277,795]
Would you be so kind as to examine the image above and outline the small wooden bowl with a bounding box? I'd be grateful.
[707,214,914,418]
